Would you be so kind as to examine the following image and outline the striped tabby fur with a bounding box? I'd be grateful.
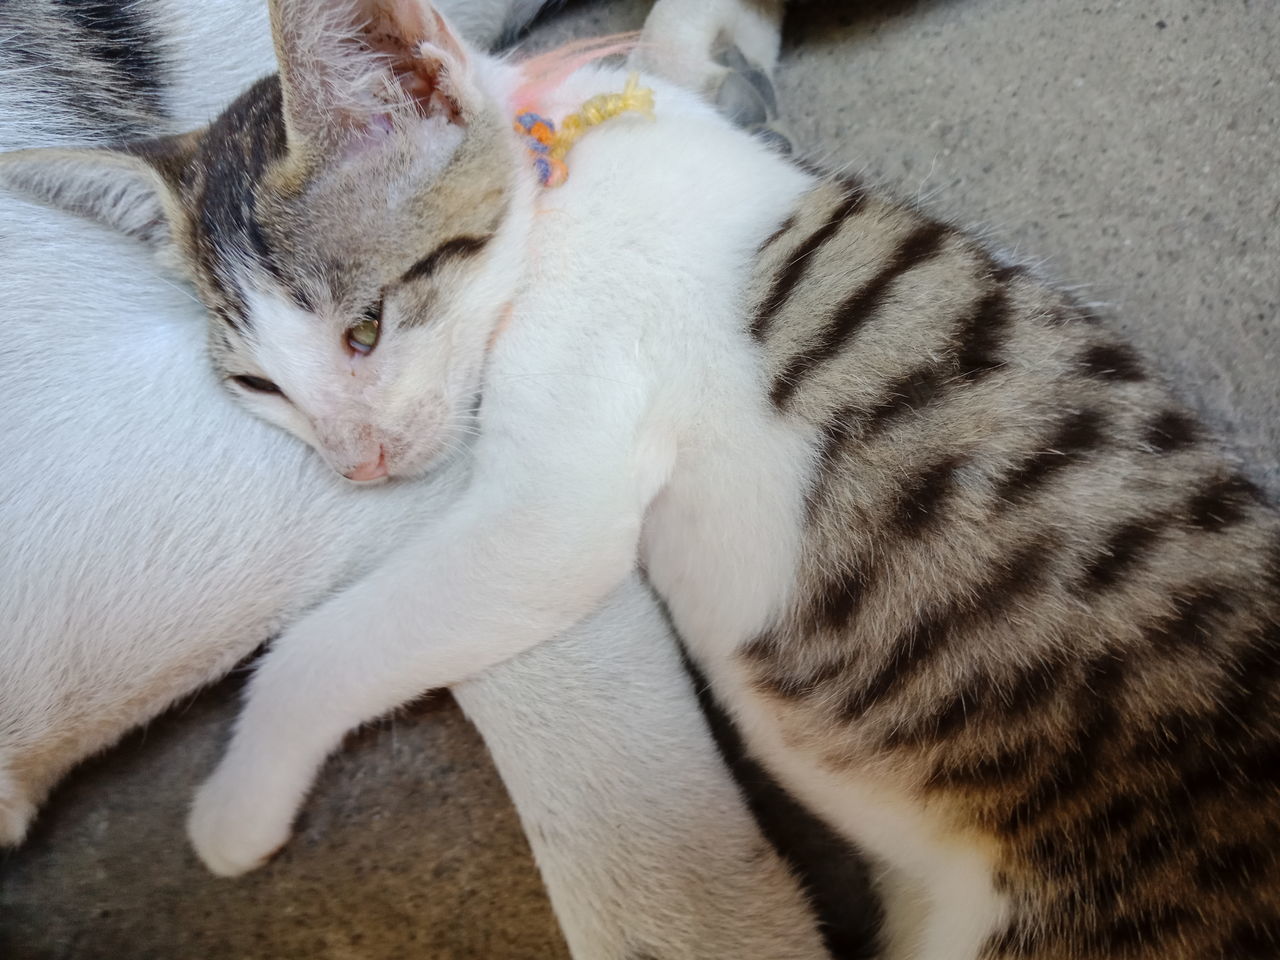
[0,0,166,142]
[740,173,1280,958]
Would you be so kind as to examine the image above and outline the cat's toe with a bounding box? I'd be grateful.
[713,67,771,129]
[187,773,294,877]
[711,39,779,117]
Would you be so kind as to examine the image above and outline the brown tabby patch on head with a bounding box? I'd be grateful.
[143,73,510,370]
[740,175,1280,958]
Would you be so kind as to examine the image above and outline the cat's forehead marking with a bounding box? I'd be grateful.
[185,76,296,330]
[183,73,514,340]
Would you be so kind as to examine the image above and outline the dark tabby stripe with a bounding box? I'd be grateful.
[1193,842,1277,894]
[855,365,950,445]
[892,454,964,536]
[993,408,1106,506]
[1186,472,1262,531]
[1269,535,1280,595]
[209,304,245,333]
[770,221,950,408]
[1141,585,1231,651]
[1145,408,1199,453]
[888,650,1065,750]
[189,77,289,330]
[1211,621,1280,741]
[809,567,870,634]
[755,212,796,254]
[244,214,312,310]
[806,406,866,517]
[882,679,980,748]
[805,282,1015,515]
[53,0,165,112]
[1078,342,1145,382]
[1001,651,1129,833]
[1221,912,1280,957]
[808,281,1014,507]
[1087,904,1192,955]
[990,262,1029,283]
[954,287,1012,381]
[742,633,849,700]
[1075,518,1166,594]
[928,740,1041,792]
[1000,655,1067,718]
[749,186,867,342]
[400,234,493,285]
[1074,792,1142,850]
[839,540,1052,722]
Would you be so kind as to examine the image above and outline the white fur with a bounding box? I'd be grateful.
[0,1,828,956]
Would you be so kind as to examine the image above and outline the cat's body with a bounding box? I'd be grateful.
[723,179,1280,958]
[200,62,1280,959]
[506,82,1280,955]
[6,1,1277,958]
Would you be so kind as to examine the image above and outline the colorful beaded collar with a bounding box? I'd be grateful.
[513,73,655,188]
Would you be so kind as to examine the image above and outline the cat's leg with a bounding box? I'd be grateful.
[187,489,644,874]
[455,577,829,960]
[634,0,790,150]
[873,863,929,960]
[870,854,1006,960]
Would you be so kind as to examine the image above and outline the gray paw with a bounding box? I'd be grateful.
[714,67,772,128]
[706,37,791,154]
[712,38,779,118]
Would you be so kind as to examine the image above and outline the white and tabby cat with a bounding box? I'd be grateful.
[0,1,830,957]
[4,1,1277,959]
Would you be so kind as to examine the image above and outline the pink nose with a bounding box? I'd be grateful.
[344,447,388,482]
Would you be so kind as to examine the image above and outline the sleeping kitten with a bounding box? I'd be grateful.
[3,2,1276,959]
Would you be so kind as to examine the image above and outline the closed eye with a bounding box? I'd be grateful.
[231,374,284,396]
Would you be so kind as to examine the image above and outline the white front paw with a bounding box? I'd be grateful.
[187,760,296,877]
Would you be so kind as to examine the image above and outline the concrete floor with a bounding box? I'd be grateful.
[3,0,1278,957]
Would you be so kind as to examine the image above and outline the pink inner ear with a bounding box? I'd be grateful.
[512,33,641,114]
[359,1,467,119]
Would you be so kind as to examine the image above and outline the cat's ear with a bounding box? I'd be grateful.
[0,133,197,253]
[268,0,480,149]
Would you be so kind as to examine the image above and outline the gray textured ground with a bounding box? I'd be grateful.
[3,1,1277,958]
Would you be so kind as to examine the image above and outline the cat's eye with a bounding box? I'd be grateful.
[232,374,282,395]
[346,306,381,355]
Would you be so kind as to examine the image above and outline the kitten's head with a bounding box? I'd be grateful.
[0,0,533,482]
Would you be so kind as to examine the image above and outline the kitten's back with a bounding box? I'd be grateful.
[740,174,1280,959]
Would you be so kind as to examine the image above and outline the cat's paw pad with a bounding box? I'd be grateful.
[187,770,294,877]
